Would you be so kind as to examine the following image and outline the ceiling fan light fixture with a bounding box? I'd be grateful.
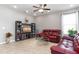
[48,11,50,12]
[38,9,43,12]
[25,10,29,13]
[13,5,17,8]
[70,4,75,7]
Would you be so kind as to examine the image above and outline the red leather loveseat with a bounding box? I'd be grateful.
[37,29,61,43]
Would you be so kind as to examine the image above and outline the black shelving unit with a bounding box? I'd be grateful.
[15,21,36,41]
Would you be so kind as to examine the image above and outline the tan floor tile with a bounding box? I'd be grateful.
[0,38,57,54]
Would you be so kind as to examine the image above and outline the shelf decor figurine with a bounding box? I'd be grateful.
[5,32,12,44]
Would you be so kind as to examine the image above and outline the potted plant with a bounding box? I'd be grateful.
[68,28,77,37]
[5,32,12,44]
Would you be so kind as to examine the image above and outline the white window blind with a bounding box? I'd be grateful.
[62,12,78,34]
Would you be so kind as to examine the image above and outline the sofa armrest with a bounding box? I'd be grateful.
[74,46,79,53]
[50,46,77,54]
[73,40,79,53]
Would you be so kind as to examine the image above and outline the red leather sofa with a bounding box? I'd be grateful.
[50,34,79,54]
[37,29,61,43]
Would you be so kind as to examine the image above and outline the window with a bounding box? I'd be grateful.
[62,12,78,34]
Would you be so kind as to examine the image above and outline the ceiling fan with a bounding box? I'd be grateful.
[33,4,51,13]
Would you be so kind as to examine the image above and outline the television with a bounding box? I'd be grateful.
[22,24,31,33]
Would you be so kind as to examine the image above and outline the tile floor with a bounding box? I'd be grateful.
[0,38,57,54]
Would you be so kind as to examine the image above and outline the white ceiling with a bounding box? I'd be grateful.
[2,4,79,16]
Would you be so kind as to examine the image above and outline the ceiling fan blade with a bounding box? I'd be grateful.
[33,6,39,8]
[43,8,50,10]
[44,4,47,7]
[33,9,39,12]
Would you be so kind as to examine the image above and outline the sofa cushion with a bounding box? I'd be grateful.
[52,33,59,36]
[48,36,56,38]
[38,29,61,43]
[59,39,74,51]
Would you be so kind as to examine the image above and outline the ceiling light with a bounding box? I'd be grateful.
[13,5,17,8]
[2,26,6,30]
[48,11,50,12]
[26,10,29,13]
[38,9,43,12]
[70,4,75,7]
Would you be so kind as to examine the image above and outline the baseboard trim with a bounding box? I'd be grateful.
[0,40,15,44]
[0,42,6,44]
[10,39,15,42]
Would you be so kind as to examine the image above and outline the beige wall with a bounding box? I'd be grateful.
[34,13,62,32]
